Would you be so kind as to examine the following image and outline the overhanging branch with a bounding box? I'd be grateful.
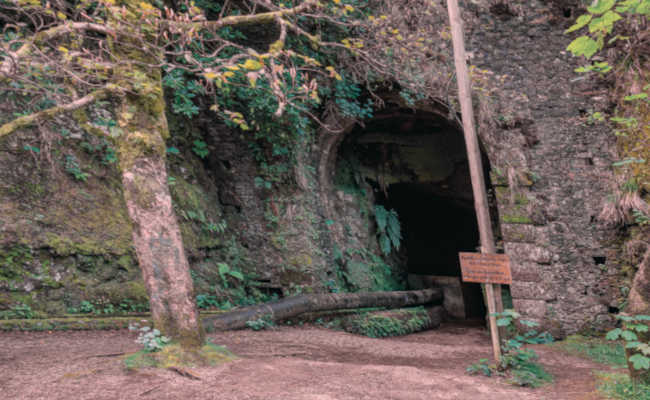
[1,22,117,75]
[178,0,319,30]
[0,87,112,138]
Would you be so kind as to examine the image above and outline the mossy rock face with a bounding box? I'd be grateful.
[0,117,232,315]
[0,316,144,331]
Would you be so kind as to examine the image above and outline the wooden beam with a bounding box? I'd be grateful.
[445,0,502,361]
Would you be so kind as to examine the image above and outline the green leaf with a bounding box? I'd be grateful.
[227,270,244,280]
[503,309,520,318]
[496,317,512,327]
[520,319,539,328]
[624,93,648,101]
[23,145,40,153]
[616,0,641,13]
[629,323,649,332]
[241,59,263,71]
[588,0,616,14]
[638,0,650,14]
[374,205,388,232]
[166,146,180,155]
[218,263,230,275]
[612,157,645,166]
[621,330,639,341]
[567,36,599,58]
[589,11,622,34]
[639,344,650,356]
[629,354,650,370]
[626,341,643,349]
[565,14,592,33]
[606,328,622,340]
[379,234,391,255]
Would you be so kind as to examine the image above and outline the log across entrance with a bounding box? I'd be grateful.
[203,288,443,331]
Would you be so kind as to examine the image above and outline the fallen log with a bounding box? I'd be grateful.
[202,288,442,331]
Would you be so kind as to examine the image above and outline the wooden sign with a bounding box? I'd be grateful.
[458,252,512,285]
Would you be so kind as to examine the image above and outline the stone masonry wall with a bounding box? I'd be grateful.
[466,0,619,334]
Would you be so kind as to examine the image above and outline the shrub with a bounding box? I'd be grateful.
[466,309,553,388]
[129,323,171,352]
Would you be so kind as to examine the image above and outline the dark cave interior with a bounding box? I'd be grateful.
[337,106,498,320]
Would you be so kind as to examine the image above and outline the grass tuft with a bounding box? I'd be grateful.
[597,372,650,400]
[124,342,236,370]
[553,334,627,367]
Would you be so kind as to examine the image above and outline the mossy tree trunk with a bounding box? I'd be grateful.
[112,0,203,348]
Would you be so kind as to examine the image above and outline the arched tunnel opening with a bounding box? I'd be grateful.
[334,105,501,322]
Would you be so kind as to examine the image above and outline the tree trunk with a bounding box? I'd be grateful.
[203,288,442,331]
[116,88,204,348]
[109,0,203,348]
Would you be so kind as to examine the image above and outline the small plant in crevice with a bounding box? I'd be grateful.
[67,298,149,315]
[633,209,650,226]
[196,293,220,310]
[192,139,210,159]
[64,154,89,181]
[129,322,171,352]
[217,262,244,288]
[466,309,554,388]
[80,135,118,165]
[374,205,401,256]
[0,303,34,320]
[177,208,227,234]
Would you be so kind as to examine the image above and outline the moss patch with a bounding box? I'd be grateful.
[123,342,236,370]
[501,214,534,224]
[343,307,432,338]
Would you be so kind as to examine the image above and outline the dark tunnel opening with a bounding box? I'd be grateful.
[336,105,498,321]
[377,183,487,320]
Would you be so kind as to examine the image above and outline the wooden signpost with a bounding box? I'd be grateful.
[458,252,512,362]
[459,253,512,286]
[446,0,506,362]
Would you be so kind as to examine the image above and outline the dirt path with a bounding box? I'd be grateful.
[0,323,608,400]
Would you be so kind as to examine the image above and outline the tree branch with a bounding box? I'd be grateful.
[178,0,319,30]
[1,22,117,75]
[0,87,112,138]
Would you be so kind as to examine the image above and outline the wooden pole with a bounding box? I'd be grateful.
[445,0,502,362]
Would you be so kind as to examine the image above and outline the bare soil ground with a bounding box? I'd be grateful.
[0,323,611,400]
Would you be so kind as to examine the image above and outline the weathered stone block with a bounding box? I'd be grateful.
[510,281,555,301]
[504,243,553,264]
[510,261,543,282]
[501,224,539,243]
[513,299,547,319]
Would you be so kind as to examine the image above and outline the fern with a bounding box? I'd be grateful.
[386,208,401,250]
[374,205,402,255]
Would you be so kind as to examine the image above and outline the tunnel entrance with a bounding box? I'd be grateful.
[335,105,497,321]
